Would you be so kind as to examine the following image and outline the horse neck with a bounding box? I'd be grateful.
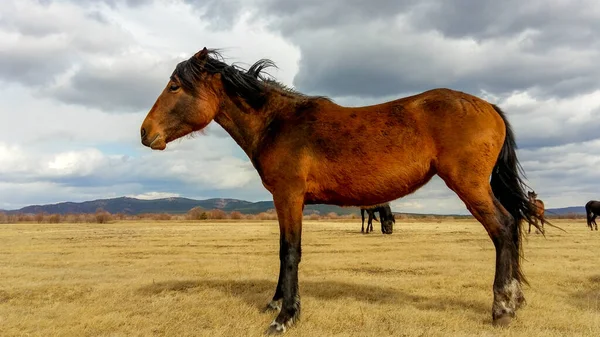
[212,90,295,158]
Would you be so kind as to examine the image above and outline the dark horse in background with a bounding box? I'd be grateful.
[361,203,395,234]
[585,200,600,231]
[527,191,546,234]
[140,48,544,334]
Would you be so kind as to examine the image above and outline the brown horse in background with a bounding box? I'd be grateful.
[585,200,600,231]
[527,191,546,234]
[361,203,395,234]
[140,48,543,334]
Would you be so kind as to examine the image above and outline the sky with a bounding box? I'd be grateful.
[1,0,600,214]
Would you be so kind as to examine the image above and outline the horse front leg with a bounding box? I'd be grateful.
[266,192,304,335]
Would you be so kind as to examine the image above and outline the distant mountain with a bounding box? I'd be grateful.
[1,197,585,217]
[3,197,359,216]
[545,206,586,215]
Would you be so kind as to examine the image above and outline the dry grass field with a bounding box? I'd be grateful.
[0,219,599,337]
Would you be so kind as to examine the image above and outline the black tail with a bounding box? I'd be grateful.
[490,105,542,284]
[490,105,540,227]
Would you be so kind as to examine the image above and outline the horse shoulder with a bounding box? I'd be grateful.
[252,141,312,194]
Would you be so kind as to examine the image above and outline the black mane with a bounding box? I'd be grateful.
[172,49,318,109]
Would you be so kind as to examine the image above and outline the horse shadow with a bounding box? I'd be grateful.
[137,278,488,315]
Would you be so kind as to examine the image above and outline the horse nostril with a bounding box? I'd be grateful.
[141,128,146,138]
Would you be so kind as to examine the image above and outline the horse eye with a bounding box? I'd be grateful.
[169,84,180,92]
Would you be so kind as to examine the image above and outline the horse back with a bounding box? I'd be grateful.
[586,200,600,212]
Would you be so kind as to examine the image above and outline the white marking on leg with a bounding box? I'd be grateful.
[494,278,522,318]
[270,320,286,333]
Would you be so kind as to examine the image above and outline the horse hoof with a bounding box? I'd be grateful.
[266,321,286,335]
[492,315,513,327]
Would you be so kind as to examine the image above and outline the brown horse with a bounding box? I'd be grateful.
[527,191,546,234]
[140,48,543,334]
[361,203,395,234]
[585,200,600,231]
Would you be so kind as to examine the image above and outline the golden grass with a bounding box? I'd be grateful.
[0,219,599,336]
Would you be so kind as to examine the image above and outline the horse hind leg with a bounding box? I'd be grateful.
[361,209,365,233]
[441,178,525,325]
[586,207,596,231]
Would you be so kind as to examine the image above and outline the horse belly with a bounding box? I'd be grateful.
[305,158,434,206]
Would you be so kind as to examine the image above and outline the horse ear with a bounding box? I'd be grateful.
[194,47,209,60]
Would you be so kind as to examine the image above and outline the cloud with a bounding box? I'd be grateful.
[182,0,600,100]
[1,0,301,113]
[517,139,600,207]
[126,191,181,200]
[288,23,600,100]
[408,0,600,43]
[0,84,146,147]
[0,139,270,209]
[0,139,257,187]
[44,52,180,112]
[0,0,135,86]
[499,90,600,149]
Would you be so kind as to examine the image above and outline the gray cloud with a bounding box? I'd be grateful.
[409,0,600,41]
[6,0,600,111]
[516,140,600,207]
[0,0,301,113]
[186,0,419,32]
[510,108,600,150]
[45,55,180,112]
[0,45,73,86]
[290,25,599,101]
[183,0,250,30]
[266,0,420,33]
[61,0,153,7]
[496,91,600,151]
[183,0,600,100]
[0,0,134,88]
